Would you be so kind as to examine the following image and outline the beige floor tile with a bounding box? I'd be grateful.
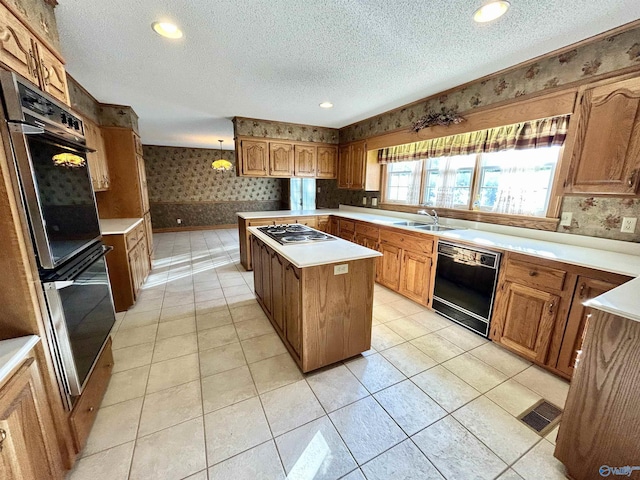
[195,287,225,303]
[156,316,197,340]
[371,324,406,351]
[199,342,246,377]
[225,293,257,308]
[410,333,464,363]
[442,352,508,393]
[485,379,543,416]
[380,343,437,377]
[387,298,427,316]
[112,324,158,350]
[209,440,285,480]
[413,416,507,480]
[412,365,481,412]
[497,469,525,479]
[512,439,567,480]
[436,324,488,351]
[470,342,532,377]
[407,310,452,332]
[453,396,541,464]
[83,397,143,457]
[372,303,406,323]
[101,365,149,407]
[306,364,369,412]
[138,380,202,437]
[198,324,239,350]
[196,308,232,331]
[385,317,433,340]
[361,439,443,480]
[130,417,206,480]
[513,366,570,408]
[218,274,247,288]
[162,291,195,307]
[204,396,272,465]
[112,343,154,373]
[223,284,253,298]
[66,441,134,480]
[161,302,196,321]
[374,380,446,435]
[329,396,406,465]
[276,416,357,479]
[241,332,287,364]
[119,309,161,331]
[230,303,267,322]
[202,365,257,413]
[260,380,325,436]
[146,353,200,394]
[152,332,198,362]
[126,296,164,313]
[196,297,229,315]
[248,353,303,394]
[345,353,405,393]
[184,470,208,480]
[342,469,366,480]
[235,316,274,340]
[545,424,559,445]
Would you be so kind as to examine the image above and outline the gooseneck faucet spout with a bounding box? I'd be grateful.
[417,209,439,225]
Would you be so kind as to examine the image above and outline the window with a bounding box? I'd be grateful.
[383,146,561,217]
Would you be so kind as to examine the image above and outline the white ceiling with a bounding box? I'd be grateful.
[56,1,640,149]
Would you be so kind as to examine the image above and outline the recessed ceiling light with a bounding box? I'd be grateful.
[319,102,334,109]
[152,21,183,39]
[473,1,510,23]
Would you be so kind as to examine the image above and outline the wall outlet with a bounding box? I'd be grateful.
[621,217,637,233]
[177,218,182,225]
[362,196,367,205]
[334,264,349,275]
[317,187,321,193]
[560,212,572,226]
[371,197,378,207]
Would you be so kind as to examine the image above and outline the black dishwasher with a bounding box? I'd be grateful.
[432,241,501,337]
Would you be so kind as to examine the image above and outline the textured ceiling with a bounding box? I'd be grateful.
[56,1,640,148]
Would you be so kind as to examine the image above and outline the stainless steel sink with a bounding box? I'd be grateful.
[391,221,430,227]
[413,225,458,232]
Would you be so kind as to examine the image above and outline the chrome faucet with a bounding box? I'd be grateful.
[417,209,439,225]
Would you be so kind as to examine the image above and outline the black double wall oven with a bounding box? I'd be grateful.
[0,71,116,409]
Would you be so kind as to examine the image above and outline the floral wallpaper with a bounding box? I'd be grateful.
[316,179,380,209]
[144,145,287,228]
[99,105,140,134]
[233,117,339,144]
[12,0,60,51]
[340,26,640,143]
[559,197,640,242]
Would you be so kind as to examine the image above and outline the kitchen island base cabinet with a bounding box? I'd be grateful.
[251,236,374,372]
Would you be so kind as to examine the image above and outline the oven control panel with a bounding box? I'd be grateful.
[18,82,84,136]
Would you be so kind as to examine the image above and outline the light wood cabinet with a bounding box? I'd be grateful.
[0,2,68,104]
[0,357,63,480]
[338,141,381,190]
[379,243,402,291]
[316,146,338,178]
[136,153,150,214]
[270,251,286,334]
[555,276,619,377]
[236,136,336,179]
[399,250,432,305]
[294,145,316,177]
[269,142,293,177]
[102,221,150,312]
[284,262,302,359]
[316,216,330,233]
[260,242,272,314]
[565,76,640,195]
[84,118,110,192]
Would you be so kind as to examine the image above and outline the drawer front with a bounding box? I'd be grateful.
[355,222,379,239]
[380,229,434,255]
[504,259,567,292]
[125,229,139,250]
[339,219,355,233]
[248,217,290,227]
[69,338,114,451]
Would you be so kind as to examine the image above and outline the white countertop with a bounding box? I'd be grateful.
[0,335,39,386]
[248,227,382,268]
[100,218,143,235]
[239,206,640,321]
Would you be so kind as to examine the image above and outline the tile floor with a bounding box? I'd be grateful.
[67,229,571,480]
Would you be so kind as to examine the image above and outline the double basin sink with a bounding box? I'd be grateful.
[390,220,458,232]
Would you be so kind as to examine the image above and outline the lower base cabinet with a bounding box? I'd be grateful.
[0,357,64,480]
[252,235,374,372]
[399,250,432,305]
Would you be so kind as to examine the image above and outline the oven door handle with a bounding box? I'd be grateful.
[8,120,95,153]
[45,246,113,286]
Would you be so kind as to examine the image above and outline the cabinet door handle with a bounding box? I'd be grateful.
[548,302,555,314]
[578,282,586,299]
[629,169,638,188]
[28,49,38,78]
[0,428,6,452]
[40,58,51,85]
[529,270,538,277]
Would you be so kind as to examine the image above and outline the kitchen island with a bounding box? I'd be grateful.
[249,226,382,372]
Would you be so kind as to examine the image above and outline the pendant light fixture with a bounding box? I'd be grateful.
[211,139,233,171]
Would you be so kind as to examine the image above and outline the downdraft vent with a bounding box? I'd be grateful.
[518,400,562,435]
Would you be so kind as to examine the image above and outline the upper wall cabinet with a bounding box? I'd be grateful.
[565,76,640,195]
[84,118,110,191]
[338,140,381,191]
[235,136,337,179]
[0,3,68,104]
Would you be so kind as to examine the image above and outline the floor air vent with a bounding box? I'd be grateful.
[518,400,562,435]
